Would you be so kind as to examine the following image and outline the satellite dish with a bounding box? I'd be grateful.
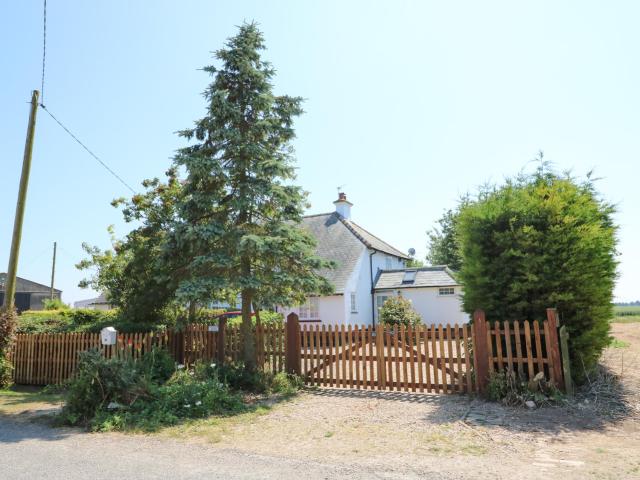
[408,248,416,257]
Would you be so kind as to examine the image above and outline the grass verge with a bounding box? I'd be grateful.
[0,386,62,416]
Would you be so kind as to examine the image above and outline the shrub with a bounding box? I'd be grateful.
[60,349,151,426]
[0,355,13,388]
[16,309,160,334]
[194,361,302,395]
[42,298,70,310]
[270,372,304,395]
[379,296,422,327]
[457,167,617,383]
[487,370,563,407]
[60,349,246,431]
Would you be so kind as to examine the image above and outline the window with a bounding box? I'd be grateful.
[385,257,393,270]
[402,270,417,284]
[376,295,389,311]
[350,292,357,313]
[438,287,455,296]
[299,297,319,320]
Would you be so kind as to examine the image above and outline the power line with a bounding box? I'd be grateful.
[39,104,137,194]
[41,0,47,103]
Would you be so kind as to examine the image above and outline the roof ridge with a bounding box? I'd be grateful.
[337,216,373,250]
[381,266,447,273]
[343,219,409,259]
[302,212,335,219]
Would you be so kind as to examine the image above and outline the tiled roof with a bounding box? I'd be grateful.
[373,266,460,290]
[340,219,410,260]
[300,213,410,294]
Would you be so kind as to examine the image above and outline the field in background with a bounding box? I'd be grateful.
[613,305,640,323]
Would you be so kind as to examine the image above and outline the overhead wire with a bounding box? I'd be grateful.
[37,0,137,195]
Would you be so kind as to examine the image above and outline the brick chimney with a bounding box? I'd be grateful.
[333,192,353,219]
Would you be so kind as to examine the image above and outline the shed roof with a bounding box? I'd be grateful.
[0,273,61,294]
[373,266,460,290]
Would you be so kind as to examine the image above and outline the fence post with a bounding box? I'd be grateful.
[545,308,564,388]
[559,326,573,396]
[375,324,386,389]
[473,309,489,395]
[216,317,227,365]
[285,313,301,375]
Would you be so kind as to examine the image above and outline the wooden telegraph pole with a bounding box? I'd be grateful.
[2,90,39,311]
[50,241,57,300]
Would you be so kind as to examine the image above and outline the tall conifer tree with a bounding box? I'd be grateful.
[173,23,332,369]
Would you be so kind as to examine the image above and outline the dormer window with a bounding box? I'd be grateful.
[402,270,417,284]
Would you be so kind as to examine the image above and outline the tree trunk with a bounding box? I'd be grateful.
[253,301,261,328]
[188,301,197,323]
[241,288,256,371]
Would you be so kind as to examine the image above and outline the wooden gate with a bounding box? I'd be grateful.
[298,323,473,393]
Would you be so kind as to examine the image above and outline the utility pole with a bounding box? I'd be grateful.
[50,241,57,300]
[2,90,39,311]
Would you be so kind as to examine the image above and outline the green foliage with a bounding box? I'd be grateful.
[457,165,618,382]
[60,349,153,426]
[613,305,640,317]
[427,206,465,270]
[0,308,17,387]
[77,25,334,359]
[487,370,563,407]
[16,309,162,334]
[170,22,334,368]
[42,298,69,310]
[379,296,422,327]
[196,361,302,395]
[0,356,13,388]
[406,257,425,268]
[59,350,301,432]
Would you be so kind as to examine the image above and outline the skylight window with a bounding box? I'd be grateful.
[402,270,417,284]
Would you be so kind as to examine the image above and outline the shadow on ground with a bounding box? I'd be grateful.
[304,363,639,436]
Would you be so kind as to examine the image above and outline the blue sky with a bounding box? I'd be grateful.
[1,1,638,304]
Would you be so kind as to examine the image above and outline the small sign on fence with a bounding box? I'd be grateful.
[207,325,219,332]
[100,327,117,345]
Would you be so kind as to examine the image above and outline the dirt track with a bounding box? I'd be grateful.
[1,323,638,479]
[160,322,640,479]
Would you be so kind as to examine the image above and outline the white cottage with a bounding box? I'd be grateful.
[280,193,469,326]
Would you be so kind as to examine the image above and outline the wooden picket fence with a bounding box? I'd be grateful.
[11,323,286,385]
[12,331,170,385]
[11,308,568,394]
[298,323,473,393]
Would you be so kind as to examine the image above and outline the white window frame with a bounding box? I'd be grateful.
[298,297,319,321]
[438,287,455,296]
[376,295,390,312]
[350,292,357,313]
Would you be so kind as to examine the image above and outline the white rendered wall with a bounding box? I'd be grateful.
[280,295,345,325]
[374,287,469,325]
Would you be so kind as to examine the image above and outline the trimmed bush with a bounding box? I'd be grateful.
[17,309,160,334]
[457,169,617,382]
[379,296,422,327]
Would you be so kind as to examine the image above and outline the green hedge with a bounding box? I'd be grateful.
[17,308,284,334]
[17,309,159,334]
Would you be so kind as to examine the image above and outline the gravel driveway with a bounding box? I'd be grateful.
[0,415,455,480]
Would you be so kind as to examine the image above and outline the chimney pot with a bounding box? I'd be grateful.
[333,192,353,219]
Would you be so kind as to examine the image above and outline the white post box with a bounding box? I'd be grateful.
[100,326,117,346]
